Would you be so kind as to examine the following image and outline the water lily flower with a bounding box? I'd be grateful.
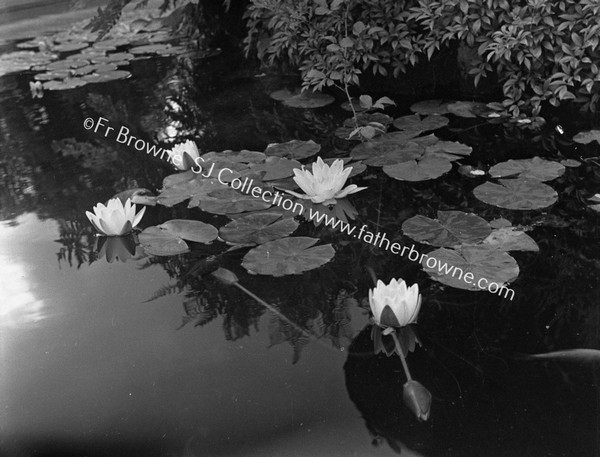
[167,140,200,170]
[85,198,146,236]
[29,81,43,99]
[286,157,367,205]
[369,279,421,329]
[403,380,432,421]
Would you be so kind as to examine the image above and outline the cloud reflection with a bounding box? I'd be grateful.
[0,255,45,328]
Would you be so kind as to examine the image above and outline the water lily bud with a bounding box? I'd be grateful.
[167,140,200,171]
[403,380,432,421]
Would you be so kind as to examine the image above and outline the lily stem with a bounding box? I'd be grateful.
[391,329,413,382]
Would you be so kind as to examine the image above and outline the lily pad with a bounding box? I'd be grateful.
[82,70,131,83]
[488,157,565,181]
[249,156,302,181]
[200,188,271,215]
[410,99,450,115]
[282,91,334,108]
[270,89,294,101]
[42,78,87,90]
[473,178,558,210]
[264,140,321,160]
[157,219,218,244]
[242,237,335,276]
[344,112,394,127]
[129,44,173,55]
[560,159,581,168]
[573,130,600,145]
[392,114,449,133]
[350,131,422,161]
[138,226,190,256]
[383,156,452,181]
[447,101,487,118]
[52,42,89,52]
[424,141,472,161]
[219,213,299,245]
[482,227,539,252]
[422,246,519,291]
[157,172,225,208]
[402,211,491,247]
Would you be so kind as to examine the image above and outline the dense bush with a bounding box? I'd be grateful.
[244,0,600,116]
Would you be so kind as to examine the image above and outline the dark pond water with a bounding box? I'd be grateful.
[1,14,600,457]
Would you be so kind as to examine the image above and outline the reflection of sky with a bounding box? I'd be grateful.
[0,212,393,456]
[0,214,49,328]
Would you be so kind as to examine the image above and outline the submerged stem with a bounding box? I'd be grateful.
[391,329,413,382]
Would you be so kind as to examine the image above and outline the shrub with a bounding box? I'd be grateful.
[244,0,600,116]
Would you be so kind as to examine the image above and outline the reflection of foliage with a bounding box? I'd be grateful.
[55,219,96,268]
[0,155,36,221]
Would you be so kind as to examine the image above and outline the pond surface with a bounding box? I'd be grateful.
[1,11,599,457]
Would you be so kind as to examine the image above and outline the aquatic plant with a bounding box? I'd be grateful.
[85,197,146,236]
[286,157,367,205]
[167,140,201,170]
[368,278,422,329]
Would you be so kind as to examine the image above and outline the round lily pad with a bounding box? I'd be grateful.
[402,211,491,247]
[52,42,89,52]
[242,236,335,276]
[264,140,321,160]
[422,246,519,292]
[392,114,449,133]
[488,157,565,181]
[281,91,335,108]
[157,173,225,208]
[383,156,452,181]
[270,89,294,101]
[138,226,190,256]
[129,44,173,55]
[157,219,218,244]
[350,131,422,161]
[482,227,539,252]
[82,70,131,83]
[424,141,472,161]
[219,213,299,245]
[249,156,302,181]
[473,178,558,210]
[410,99,450,115]
[447,101,487,118]
[200,188,271,215]
[42,78,87,90]
[572,130,600,145]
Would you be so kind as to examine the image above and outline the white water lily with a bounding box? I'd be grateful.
[85,198,146,236]
[369,278,422,328]
[167,140,200,170]
[286,157,367,205]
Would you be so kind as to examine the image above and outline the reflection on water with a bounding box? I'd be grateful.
[0,13,599,456]
[0,214,48,328]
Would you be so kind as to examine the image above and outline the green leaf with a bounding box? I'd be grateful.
[138,226,190,256]
[392,114,449,132]
[409,99,450,115]
[242,237,335,276]
[482,227,539,252]
[473,179,558,210]
[249,156,302,181]
[488,157,565,181]
[200,188,272,215]
[573,130,600,145]
[402,211,491,247]
[383,156,452,181]
[422,246,519,291]
[264,140,321,160]
[219,213,299,245]
[157,219,218,244]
